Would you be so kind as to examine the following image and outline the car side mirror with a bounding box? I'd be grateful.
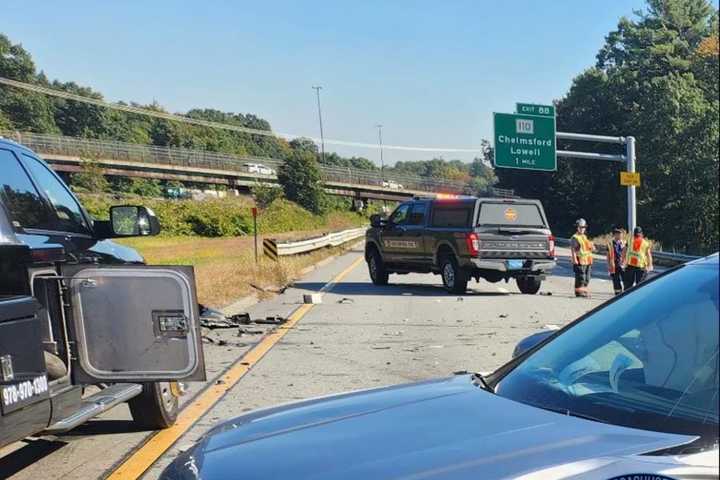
[370,214,387,228]
[511,329,557,358]
[110,205,161,237]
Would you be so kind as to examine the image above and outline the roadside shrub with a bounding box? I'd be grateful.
[251,182,284,208]
[70,159,109,193]
[76,193,365,238]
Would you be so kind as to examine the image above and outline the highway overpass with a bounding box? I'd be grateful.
[2,131,513,201]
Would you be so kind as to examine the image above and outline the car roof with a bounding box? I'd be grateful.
[687,253,719,267]
[0,137,36,155]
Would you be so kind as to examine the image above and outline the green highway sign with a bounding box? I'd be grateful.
[516,103,555,117]
[493,112,557,171]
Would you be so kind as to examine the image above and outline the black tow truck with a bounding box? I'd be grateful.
[0,138,205,449]
[365,195,556,294]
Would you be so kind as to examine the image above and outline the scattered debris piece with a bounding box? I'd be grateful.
[498,314,509,318]
[337,297,355,304]
[254,316,286,325]
[230,313,251,324]
[457,297,464,302]
[429,345,445,349]
[303,293,323,304]
[371,346,391,350]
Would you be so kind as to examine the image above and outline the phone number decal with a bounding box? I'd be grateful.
[2,375,48,411]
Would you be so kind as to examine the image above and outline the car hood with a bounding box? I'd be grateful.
[162,375,695,480]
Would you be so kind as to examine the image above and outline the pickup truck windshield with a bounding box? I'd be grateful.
[478,203,545,227]
[495,264,719,441]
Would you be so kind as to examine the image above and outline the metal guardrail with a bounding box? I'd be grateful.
[1,130,487,195]
[555,237,700,266]
[264,227,366,258]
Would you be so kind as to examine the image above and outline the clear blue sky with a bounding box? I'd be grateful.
[3,1,648,164]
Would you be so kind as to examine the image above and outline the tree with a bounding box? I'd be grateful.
[277,150,326,214]
[70,159,109,193]
[497,0,719,253]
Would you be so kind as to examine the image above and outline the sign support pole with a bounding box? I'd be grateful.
[252,207,259,264]
[626,136,637,233]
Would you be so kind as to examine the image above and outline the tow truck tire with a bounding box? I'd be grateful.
[516,276,542,295]
[129,381,179,430]
[441,256,468,294]
[368,249,389,286]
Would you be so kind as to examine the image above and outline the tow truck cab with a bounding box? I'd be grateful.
[0,137,205,449]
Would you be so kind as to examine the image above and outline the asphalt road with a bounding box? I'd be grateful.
[0,246,638,479]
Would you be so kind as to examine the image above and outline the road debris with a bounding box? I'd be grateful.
[498,313,509,318]
[303,293,323,304]
[337,297,355,304]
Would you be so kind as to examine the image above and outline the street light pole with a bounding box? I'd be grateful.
[312,86,325,163]
[376,124,384,180]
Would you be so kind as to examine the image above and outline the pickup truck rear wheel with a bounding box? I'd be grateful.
[129,381,179,430]
[516,276,542,294]
[368,250,389,286]
[441,256,468,294]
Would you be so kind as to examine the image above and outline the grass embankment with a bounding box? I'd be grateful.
[118,235,359,308]
[87,194,368,308]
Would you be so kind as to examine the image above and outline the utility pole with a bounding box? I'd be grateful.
[376,124,384,180]
[312,86,325,163]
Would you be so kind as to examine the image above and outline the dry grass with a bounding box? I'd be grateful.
[117,231,361,308]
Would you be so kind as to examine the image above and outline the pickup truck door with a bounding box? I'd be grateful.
[61,264,205,384]
[381,203,412,263]
[403,202,430,264]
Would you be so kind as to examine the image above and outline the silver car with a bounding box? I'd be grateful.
[162,254,719,480]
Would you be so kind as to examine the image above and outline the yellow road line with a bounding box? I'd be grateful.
[107,255,363,480]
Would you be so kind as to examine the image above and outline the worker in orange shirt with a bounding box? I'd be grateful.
[570,218,596,297]
[623,226,653,289]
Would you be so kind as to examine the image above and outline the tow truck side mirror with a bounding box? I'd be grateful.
[109,205,161,237]
[370,214,387,228]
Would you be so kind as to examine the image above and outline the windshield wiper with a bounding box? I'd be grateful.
[453,370,494,393]
[472,372,494,392]
[534,404,613,425]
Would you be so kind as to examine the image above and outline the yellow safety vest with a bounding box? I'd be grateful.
[626,237,651,269]
[572,233,594,265]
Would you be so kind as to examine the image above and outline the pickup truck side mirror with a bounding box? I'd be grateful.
[370,214,387,228]
[109,205,161,237]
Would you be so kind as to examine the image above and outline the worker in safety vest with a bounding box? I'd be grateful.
[570,218,596,297]
[623,226,653,289]
[606,226,626,295]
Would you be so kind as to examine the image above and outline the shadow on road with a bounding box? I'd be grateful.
[59,419,149,437]
[293,281,511,297]
[0,438,66,478]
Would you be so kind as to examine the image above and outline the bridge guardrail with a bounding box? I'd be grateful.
[265,227,366,258]
[2,131,480,195]
[555,237,700,267]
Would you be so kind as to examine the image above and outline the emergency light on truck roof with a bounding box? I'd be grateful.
[413,193,470,201]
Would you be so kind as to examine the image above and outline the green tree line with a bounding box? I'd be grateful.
[496,0,719,253]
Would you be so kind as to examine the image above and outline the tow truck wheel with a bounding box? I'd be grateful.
[441,256,468,294]
[516,276,542,294]
[368,249,389,286]
[129,381,180,430]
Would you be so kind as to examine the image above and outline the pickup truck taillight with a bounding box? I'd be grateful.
[548,234,556,258]
[466,232,480,257]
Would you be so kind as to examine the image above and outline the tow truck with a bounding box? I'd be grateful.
[0,137,205,448]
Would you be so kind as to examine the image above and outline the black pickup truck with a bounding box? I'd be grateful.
[0,137,205,449]
[365,195,556,294]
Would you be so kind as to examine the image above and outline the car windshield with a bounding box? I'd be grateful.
[494,262,719,441]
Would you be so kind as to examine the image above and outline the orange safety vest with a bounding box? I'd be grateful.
[572,233,594,265]
[606,239,625,274]
[626,237,651,269]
